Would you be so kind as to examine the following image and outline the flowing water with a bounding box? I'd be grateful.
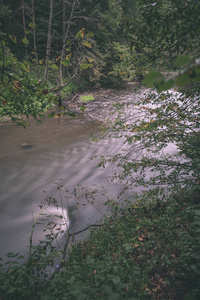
[0,84,143,260]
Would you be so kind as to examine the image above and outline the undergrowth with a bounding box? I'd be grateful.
[0,186,199,300]
[44,188,200,300]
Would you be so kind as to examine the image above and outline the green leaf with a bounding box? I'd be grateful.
[112,275,121,285]
[107,293,121,300]
[9,34,17,44]
[192,74,200,83]
[17,255,24,259]
[55,215,63,219]
[175,55,191,67]
[80,63,93,70]
[6,252,19,257]
[82,41,92,48]
[21,62,30,72]
[102,285,113,295]
[190,66,200,82]
[194,66,200,75]
[176,73,191,87]
[76,31,82,39]
[22,38,29,45]
[142,71,164,88]
[80,106,87,111]
[50,64,59,70]
[8,287,17,293]
[61,60,70,67]
[87,31,94,37]
[156,79,175,92]
[29,22,37,29]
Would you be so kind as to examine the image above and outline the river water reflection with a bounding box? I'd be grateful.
[0,85,140,260]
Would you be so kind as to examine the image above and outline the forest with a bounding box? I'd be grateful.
[0,0,200,299]
[0,0,139,125]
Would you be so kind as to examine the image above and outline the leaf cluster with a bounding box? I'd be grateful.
[0,35,55,125]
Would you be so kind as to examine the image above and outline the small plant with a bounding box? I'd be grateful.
[80,94,94,102]
[80,105,87,112]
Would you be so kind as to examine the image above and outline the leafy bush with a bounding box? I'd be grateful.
[0,187,199,299]
[0,38,56,126]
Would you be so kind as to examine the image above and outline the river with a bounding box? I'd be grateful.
[0,83,142,261]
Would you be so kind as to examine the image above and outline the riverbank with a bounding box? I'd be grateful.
[0,81,139,127]
[0,184,199,300]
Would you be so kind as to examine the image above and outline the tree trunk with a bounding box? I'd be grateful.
[22,0,28,58]
[44,0,53,80]
[31,0,40,78]
[59,0,66,85]
[59,0,78,85]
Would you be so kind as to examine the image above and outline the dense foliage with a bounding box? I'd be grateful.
[0,0,200,299]
[0,190,199,299]
[0,0,135,124]
[45,192,200,300]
